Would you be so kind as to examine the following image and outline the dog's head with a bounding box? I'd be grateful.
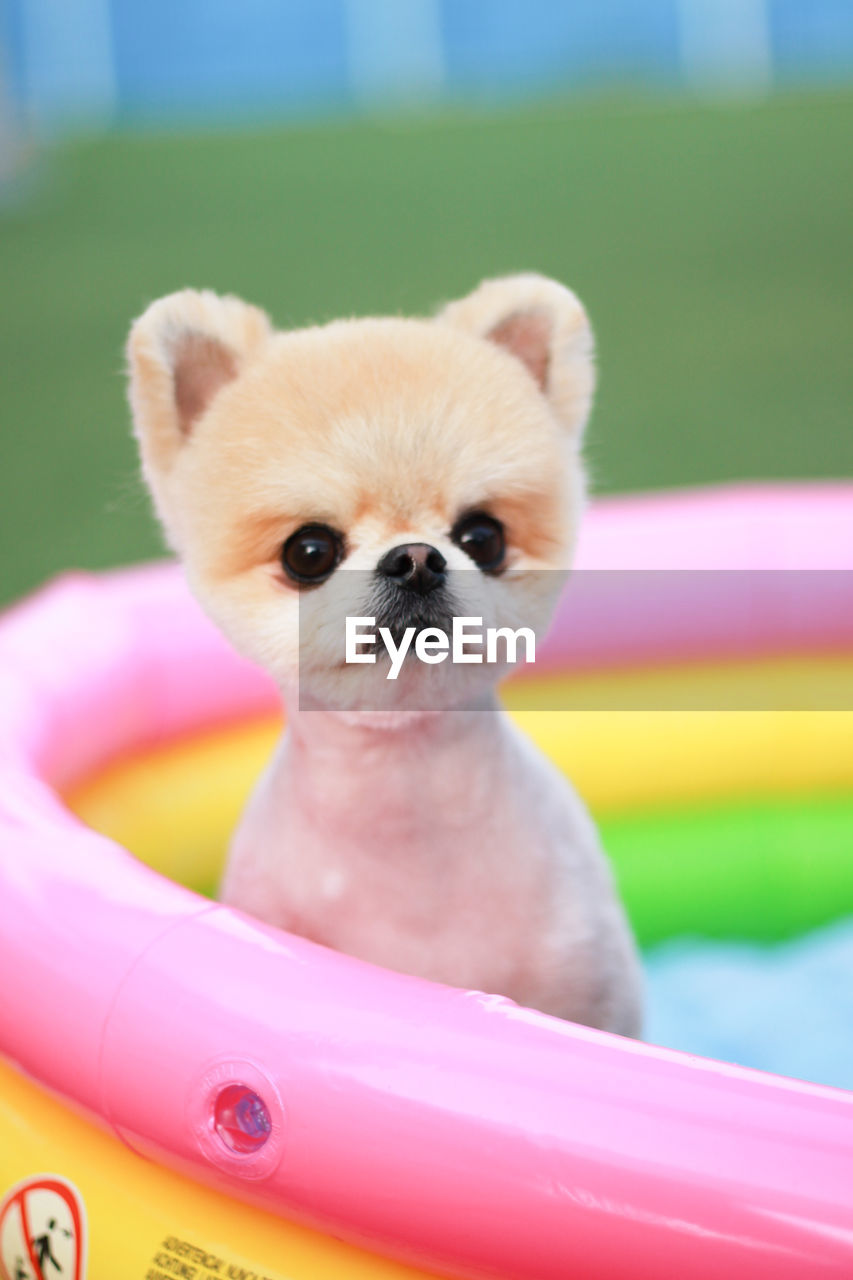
[127,275,594,710]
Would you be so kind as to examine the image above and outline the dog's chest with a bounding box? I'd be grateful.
[224,752,598,1008]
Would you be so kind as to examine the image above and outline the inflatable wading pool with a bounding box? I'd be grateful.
[1,484,853,1280]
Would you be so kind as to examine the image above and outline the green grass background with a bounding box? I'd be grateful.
[1,89,851,608]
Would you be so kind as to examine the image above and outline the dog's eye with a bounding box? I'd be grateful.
[281,524,343,584]
[451,512,506,572]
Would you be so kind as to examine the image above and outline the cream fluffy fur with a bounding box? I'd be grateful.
[127,274,642,1035]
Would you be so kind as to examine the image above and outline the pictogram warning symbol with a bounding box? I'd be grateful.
[0,1177,86,1280]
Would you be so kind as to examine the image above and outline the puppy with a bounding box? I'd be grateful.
[127,274,642,1036]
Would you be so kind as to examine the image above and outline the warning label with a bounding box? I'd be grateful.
[2,1193,282,1280]
[146,1237,278,1280]
[0,1176,87,1280]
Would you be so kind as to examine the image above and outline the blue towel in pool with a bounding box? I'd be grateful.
[642,915,853,1092]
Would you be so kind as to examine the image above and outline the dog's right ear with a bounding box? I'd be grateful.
[438,274,594,445]
[126,289,271,497]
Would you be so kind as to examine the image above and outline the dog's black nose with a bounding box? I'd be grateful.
[377,543,447,595]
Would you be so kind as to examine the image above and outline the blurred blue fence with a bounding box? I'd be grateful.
[2,0,853,136]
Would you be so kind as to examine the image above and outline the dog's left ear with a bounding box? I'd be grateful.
[438,274,595,442]
[126,289,272,547]
[127,288,272,479]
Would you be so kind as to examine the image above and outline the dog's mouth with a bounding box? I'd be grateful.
[367,582,458,651]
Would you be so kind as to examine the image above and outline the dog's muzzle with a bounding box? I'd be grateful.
[370,544,456,647]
